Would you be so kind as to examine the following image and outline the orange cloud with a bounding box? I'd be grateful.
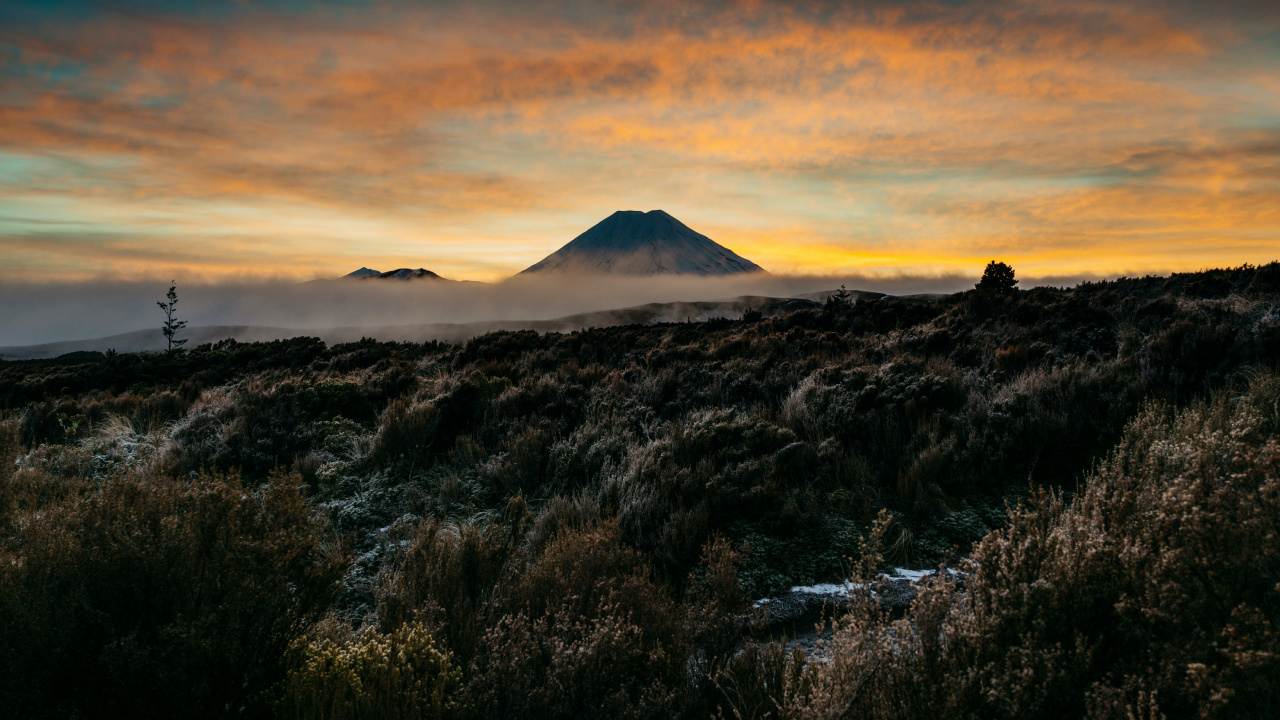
[0,0,1276,281]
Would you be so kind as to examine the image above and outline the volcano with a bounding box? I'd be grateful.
[519,210,765,276]
[342,267,450,281]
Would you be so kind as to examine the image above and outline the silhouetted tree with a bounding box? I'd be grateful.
[158,281,188,353]
[977,261,1018,294]
[825,284,853,309]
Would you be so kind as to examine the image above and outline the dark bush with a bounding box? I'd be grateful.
[377,513,519,666]
[0,470,347,719]
[464,522,684,720]
[372,398,440,465]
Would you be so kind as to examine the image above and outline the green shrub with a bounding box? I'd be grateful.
[278,621,460,720]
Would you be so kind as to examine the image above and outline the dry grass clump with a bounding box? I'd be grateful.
[372,397,440,465]
[377,510,522,666]
[464,521,686,720]
[373,514,731,719]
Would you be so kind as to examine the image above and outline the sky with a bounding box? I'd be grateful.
[1,0,1278,283]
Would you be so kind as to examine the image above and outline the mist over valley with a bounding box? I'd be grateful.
[0,210,975,355]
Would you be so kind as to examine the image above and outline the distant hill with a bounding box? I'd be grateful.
[342,268,451,281]
[520,210,764,276]
[793,289,947,304]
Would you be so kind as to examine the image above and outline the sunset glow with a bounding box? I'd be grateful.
[2,0,1278,281]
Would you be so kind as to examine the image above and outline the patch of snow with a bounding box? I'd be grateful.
[789,581,863,596]
[751,565,969,610]
[887,567,933,582]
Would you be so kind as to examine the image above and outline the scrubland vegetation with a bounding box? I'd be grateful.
[2,264,1278,718]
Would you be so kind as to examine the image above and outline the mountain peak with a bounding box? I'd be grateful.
[520,210,765,276]
[373,268,446,281]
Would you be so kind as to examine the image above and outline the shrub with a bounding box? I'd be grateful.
[377,515,517,666]
[993,342,1028,373]
[464,522,685,720]
[0,470,347,719]
[277,621,461,720]
[372,398,440,465]
[464,608,680,720]
[794,386,1280,719]
[502,521,679,639]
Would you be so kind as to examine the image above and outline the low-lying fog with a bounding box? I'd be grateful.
[0,272,1093,352]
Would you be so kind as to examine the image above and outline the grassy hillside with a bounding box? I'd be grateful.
[2,264,1278,718]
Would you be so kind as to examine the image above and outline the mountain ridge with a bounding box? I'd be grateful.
[342,267,451,281]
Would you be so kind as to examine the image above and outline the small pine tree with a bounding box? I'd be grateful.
[825,284,853,310]
[157,281,188,353]
[976,261,1018,294]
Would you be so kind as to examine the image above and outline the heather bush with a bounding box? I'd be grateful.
[463,601,681,720]
[162,376,380,478]
[684,534,769,714]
